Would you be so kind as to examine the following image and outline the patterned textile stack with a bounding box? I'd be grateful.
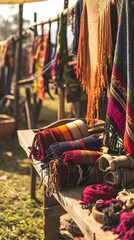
[29,119,104,192]
[29,119,89,162]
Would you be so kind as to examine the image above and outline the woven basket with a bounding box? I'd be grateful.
[92,205,122,225]
[0,114,16,139]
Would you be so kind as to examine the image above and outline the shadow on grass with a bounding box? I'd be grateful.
[38,105,58,127]
[0,136,30,175]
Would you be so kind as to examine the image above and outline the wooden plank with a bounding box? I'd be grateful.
[17,129,117,240]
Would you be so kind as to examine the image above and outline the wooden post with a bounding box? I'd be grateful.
[13,4,23,130]
[28,12,38,200]
[57,86,65,120]
[43,186,66,240]
[57,0,69,120]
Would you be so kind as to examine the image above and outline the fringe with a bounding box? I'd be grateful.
[77,0,113,124]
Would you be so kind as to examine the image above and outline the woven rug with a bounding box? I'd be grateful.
[77,0,112,124]
[104,0,134,157]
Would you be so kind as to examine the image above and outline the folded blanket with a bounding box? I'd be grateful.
[61,150,103,165]
[29,119,88,162]
[46,134,103,161]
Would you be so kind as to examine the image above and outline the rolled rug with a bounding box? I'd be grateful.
[29,119,88,162]
[46,134,103,161]
[61,150,103,165]
[66,119,89,139]
[104,168,134,187]
[98,154,134,172]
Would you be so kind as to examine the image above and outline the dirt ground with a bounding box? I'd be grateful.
[59,214,86,240]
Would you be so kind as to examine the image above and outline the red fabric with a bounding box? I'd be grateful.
[96,199,123,211]
[62,150,102,165]
[29,125,74,162]
[112,212,134,240]
[80,184,117,205]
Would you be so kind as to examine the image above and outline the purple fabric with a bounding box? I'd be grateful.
[46,134,102,161]
[112,212,134,240]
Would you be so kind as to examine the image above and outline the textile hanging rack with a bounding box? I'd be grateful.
[24,2,76,30]
[17,59,56,86]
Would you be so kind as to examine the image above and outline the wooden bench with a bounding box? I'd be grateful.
[18,128,117,240]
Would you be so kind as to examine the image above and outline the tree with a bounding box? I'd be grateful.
[0,5,30,41]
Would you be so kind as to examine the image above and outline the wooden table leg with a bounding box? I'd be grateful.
[43,186,66,240]
[30,164,36,199]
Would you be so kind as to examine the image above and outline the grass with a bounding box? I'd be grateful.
[0,138,44,240]
[0,88,72,239]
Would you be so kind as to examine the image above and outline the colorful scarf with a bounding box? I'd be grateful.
[0,36,15,98]
[29,119,88,162]
[72,0,83,54]
[46,134,103,161]
[55,13,70,86]
[61,150,103,165]
[112,212,134,240]
[32,30,50,100]
[80,184,117,205]
[76,0,113,124]
[104,0,134,157]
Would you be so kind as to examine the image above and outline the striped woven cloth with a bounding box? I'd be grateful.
[76,0,112,123]
[46,134,103,161]
[48,159,103,192]
[29,119,88,162]
[61,150,103,165]
[104,0,134,156]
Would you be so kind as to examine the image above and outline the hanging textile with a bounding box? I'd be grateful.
[55,13,70,86]
[0,39,7,99]
[76,0,113,124]
[0,36,15,99]
[32,24,51,100]
[104,0,134,157]
[72,0,83,54]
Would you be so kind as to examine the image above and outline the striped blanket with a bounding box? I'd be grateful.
[61,150,103,165]
[46,134,103,161]
[29,119,88,162]
[104,0,134,157]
